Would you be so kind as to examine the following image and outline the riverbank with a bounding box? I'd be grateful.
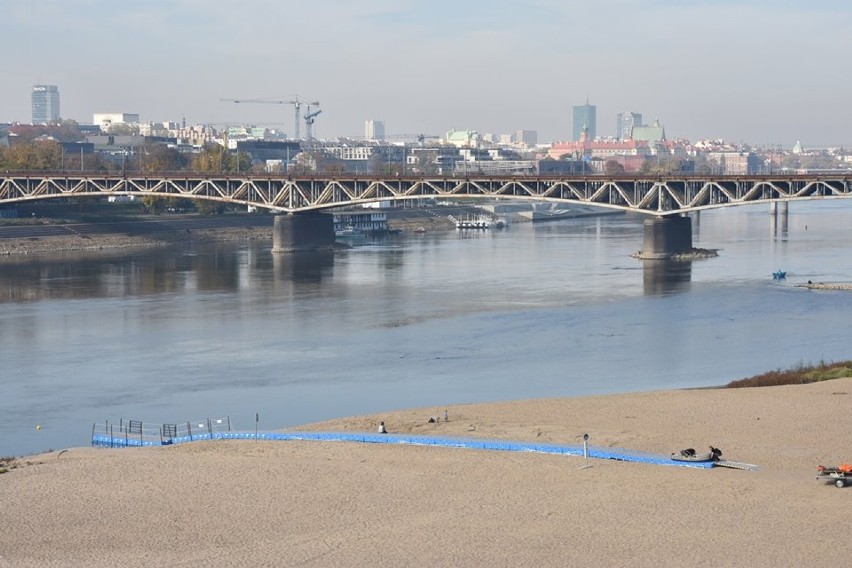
[0,211,484,256]
[3,378,851,567]
[0,216,275,257]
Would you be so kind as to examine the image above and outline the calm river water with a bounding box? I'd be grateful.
[2,202,852,456]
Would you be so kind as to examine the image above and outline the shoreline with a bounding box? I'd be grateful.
[0,219,275,257]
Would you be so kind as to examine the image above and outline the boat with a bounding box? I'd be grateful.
[413,226,426,234]
[671,446,723,463]
[772,270,786,279]
[335,226,363,238]
[455,215,492,229]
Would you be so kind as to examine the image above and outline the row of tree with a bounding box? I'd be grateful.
[0,139,253,174]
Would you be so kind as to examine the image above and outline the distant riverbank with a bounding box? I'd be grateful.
[0,207,490,256]
[0,216,275,256]
[0,206,622,257]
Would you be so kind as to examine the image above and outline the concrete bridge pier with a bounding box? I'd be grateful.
[271,213,335,253]
[638,216,693,259]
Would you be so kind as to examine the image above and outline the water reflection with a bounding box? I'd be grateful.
[0,245,248,302]
[271,251,335,283]
[642,259,692,296]
[770,205,789,238]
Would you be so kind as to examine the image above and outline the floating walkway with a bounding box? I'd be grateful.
[91,429,719,469]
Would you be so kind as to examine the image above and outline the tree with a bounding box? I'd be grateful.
[195,199,226,215]
[53,120,84,142]
[140,143,187,173]
[605,160,625,175]
[640,155,683,175]
[106,123,140,136]
[0,140,62,170]
[413,150,439,175]
[190,144,250,173]
[141,195,168,214]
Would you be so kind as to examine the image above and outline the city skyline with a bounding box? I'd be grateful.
[2,0,851,146]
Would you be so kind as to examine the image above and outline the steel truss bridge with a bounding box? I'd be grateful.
[2,173,851,215]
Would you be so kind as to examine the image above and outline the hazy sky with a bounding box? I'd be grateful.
[2,0,850,146]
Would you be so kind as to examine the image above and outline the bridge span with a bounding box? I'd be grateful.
[2,172,851,256]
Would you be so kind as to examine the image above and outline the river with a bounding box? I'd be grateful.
[2,201,851,456]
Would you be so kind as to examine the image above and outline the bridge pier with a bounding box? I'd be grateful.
[271,213,335,253]
[637,216,693,260]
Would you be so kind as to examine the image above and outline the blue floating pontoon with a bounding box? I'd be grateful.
[91,430,717,469]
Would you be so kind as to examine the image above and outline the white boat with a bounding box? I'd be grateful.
[335,226,363,238]
[455,216,492,229]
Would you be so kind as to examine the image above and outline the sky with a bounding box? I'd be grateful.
[2,0,850,147]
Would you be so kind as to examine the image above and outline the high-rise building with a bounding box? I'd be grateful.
[32,85,60,124]
[365,120,385,141]
[572,101,596,142]
[616,112,643,141]
[514,130,538,146]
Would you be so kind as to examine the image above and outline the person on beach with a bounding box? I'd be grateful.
[378,421,387,434]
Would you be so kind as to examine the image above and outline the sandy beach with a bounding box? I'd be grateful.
[2,378,851,567]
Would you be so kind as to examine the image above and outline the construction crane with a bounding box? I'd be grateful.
[304,107,322,141]
[219,96,319,140]
[386,134,441,146]
[417,134,440,146]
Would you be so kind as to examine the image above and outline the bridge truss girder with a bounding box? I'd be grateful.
[1,174,850,216]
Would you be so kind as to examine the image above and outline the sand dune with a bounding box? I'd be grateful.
[3,379,851,567]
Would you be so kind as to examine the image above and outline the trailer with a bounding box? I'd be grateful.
[816,465,852,488]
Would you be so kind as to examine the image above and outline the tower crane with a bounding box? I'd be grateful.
[219,96,319,140]
[386,134,441,146]
[304,107,322,141]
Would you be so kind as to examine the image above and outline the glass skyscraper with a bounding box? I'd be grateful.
[616,112,643,141]
[572,101,596,141]
[32,85,60,124]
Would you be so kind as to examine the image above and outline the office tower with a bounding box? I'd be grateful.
[572,101,596,142]
[514,130,538,146]
[365,120,385,141]
[32,85,60,124]
[616,112,643,141]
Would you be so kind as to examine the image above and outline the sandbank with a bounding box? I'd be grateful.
[2,378,851,567]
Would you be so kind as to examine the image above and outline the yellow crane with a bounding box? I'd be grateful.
[220,96,319,140]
